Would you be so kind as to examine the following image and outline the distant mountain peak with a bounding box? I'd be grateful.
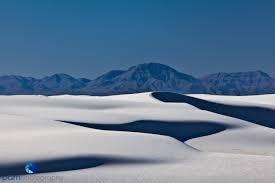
[128,63,177,73]
[47,73,76,80]
[204,70,270,76]
[201,70,275,95]
[83,63,205,95]
[124,63,192,81]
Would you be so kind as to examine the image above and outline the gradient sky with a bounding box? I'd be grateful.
[0,0,274,79]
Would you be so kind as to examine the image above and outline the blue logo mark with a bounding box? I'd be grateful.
[25,162,36,174]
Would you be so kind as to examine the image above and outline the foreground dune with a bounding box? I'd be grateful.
[0,92,274,182]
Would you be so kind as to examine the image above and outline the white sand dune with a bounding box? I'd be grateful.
[0,92,274,182]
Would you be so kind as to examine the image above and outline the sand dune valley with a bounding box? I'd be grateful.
[0,92,275,183]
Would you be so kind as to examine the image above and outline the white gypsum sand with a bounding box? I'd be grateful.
[0,92,274,183]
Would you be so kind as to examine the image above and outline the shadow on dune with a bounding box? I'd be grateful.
[60,120,232,143]
[0,155,162,176]
[152,92,275,129]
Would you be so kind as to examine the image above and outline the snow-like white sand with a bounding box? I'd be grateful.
[0,92,274,182]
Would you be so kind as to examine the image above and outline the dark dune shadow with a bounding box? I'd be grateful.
[0,155,162,177]
[60,120,231,143]
[152,92,275,129]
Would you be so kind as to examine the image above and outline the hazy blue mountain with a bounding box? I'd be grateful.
[82,63,206,95]
[0,75,35,95]
[32,73,87,95]
[201,71,275,95]
[0,63,274,96]
[0,74,87,95]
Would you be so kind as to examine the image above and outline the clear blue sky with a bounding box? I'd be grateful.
[0,0,274,79]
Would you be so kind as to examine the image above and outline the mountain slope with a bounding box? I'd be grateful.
[201,71,275,95]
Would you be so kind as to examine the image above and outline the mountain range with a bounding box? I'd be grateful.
[0,63,274,96]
